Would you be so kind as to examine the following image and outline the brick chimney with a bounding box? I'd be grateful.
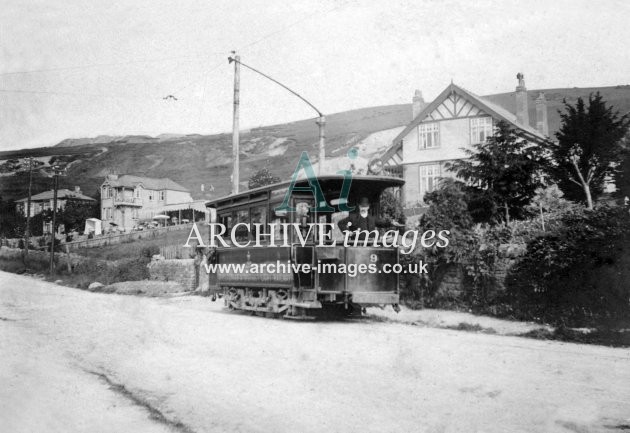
[515,73,529,127]
[412,90,425,119]
[535,92,549,136]
[74,186,81,194]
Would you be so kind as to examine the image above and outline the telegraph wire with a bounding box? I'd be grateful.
[0,52,227,77]
[1,2,352,106]
[169,61,226,99]
[238,1,352,52]
[0,88,163,102]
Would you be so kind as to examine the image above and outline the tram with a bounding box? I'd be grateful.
[205,174,405,319]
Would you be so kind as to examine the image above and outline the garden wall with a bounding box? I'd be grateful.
[434,244,524,299]
[147,257,197,291]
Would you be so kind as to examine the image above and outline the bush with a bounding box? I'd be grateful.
[141,245,160,258]
[506,206,630,327]
[112,257,151,282]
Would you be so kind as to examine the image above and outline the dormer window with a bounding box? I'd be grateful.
[417,123,440,149]
[470,116,493,144]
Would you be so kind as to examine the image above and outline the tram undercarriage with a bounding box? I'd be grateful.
[222,286,392,319]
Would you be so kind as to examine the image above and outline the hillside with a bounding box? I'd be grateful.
[484,85,630,136]
[2,85,630,202]
[0,104,411,202]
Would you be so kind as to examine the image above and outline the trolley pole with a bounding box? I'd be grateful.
[230,52,240,195]
[49,167,61,274]
[226,56,325,176]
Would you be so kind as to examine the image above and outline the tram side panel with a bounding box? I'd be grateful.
[317,246,398,305]
[215,247,293,288]
[345,247,398,305]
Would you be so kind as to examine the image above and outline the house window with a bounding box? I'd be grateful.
[418,123,440,149]
[470,117,493,144]
[148,191,154,201]
[159,191,165,201]
[135,189,140,198]
[419,164,441,201]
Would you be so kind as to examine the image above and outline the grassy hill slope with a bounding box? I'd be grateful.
[2,85,630,203]
[0,104,411,202]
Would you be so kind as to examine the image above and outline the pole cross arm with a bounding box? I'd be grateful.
[227,56,323,118]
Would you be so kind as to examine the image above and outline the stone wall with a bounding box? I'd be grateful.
[435,244,525,299]
[147,257,197,291]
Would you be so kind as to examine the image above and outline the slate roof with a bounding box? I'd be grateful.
[16,189,96,203]
[382,82,549,166]
[102,175,189,192]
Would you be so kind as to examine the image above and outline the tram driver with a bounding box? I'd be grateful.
[337,197,404,235]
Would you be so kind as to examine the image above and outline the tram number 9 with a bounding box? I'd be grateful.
[370,254,378,263]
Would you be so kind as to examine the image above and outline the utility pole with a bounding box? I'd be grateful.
[49,166,61,274]
[316,116,326,175]
[24,157,33,261]
[230,51,240,195]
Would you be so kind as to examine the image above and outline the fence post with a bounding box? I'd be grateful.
[65,244,72,273]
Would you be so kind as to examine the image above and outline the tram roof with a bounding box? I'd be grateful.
[205,174,404,209]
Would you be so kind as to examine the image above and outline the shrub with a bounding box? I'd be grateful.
[112,257,151,281]
[506,206,630,327]
[402,180,504,309]
[141,245,160,258]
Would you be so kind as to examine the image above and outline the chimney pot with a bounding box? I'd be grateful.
[515,73,530,127]
[412,89,425,119]
[535,92,549,136]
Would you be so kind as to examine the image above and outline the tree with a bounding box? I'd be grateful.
[552,93,630,209]
[0,197,25,238]
[60,201,99,233]
[379,188,405,225]
[614,135,630,200]
[447,120,548,224]
[421,178,473,230]
[248,168,281,189]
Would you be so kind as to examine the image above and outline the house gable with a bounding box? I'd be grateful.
[382,83,548,171]
[424,91,486,122]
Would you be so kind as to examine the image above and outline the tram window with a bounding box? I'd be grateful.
[220,213,233,230]
[234,209,249,242]
[318,214,334,245]
[294,200,314,242]
[251,205,267,240]
[271,205,288,245]
[331,211,349,241]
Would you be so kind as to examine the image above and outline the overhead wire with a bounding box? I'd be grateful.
[1,2,352,120]
[0,52,227,77]
[238,0,352,53]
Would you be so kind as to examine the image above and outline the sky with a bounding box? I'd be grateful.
[1,0,630,151]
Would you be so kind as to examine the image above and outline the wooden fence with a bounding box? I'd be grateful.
[64,223,194,251]
[159,244,198,260]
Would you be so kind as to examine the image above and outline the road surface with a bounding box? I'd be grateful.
[1,271,629,433]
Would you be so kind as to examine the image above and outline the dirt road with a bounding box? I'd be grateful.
[1,271,629,433]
